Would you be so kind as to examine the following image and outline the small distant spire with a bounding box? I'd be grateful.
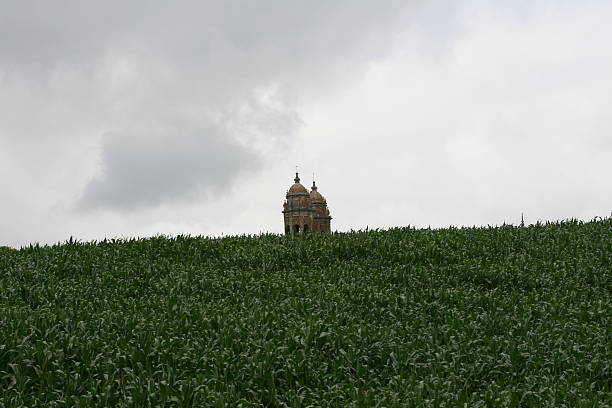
[311,180,317,191]
[294,172,300,183]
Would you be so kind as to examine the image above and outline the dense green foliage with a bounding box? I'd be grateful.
[0,220,610,407]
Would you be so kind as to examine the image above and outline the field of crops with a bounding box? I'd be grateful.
[0,219,610,406]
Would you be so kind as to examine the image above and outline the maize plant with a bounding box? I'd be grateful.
[0,219,610,406]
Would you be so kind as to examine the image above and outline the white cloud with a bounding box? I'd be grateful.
[1,1,610,247]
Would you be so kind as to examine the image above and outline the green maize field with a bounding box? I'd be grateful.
[0,219,610,407]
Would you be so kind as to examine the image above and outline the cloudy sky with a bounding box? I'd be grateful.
[1,0,611,247]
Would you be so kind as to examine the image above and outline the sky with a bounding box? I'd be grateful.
[1,0,611,247]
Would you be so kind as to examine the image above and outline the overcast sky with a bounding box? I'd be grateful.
[1,0,611,247]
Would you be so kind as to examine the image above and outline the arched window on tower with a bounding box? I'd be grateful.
[294,224,300,233]
[303,224,309,232]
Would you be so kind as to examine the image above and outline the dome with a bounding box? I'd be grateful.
[310,181,326,203]
[289,183,308,193]
[287,173,308,194]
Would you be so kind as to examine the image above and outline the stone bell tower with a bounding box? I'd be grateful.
[309,180,332,232]
[282,172,332,233]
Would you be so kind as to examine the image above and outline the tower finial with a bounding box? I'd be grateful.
[294,168,300,184]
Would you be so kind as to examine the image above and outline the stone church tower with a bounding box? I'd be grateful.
[283,172,332,233]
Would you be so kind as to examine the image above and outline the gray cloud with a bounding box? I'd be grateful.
[0,0,415,211]
[78,124,258,210]
[2,1,610,247]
